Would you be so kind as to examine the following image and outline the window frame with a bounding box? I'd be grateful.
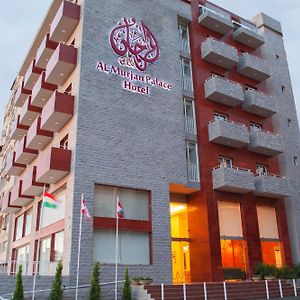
[218,156,233,168]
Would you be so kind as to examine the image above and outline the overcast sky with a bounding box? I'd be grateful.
[0,0,300,132]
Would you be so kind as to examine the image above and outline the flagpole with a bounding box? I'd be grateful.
[32,185,46,300]
[114,190,118,300]
[75,193,84,300]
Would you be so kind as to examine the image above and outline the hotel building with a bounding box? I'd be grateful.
[1,0,300,291]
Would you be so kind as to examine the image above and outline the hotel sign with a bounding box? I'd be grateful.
[95,17,172,95]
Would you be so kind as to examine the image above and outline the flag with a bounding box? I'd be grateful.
[81,199,92,222]
[43,191,59,209]
[117,198,124,219]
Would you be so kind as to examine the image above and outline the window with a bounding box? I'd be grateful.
[93,185,151,266]
[214,112,228,121]
[245,84,257,91]
[250,122,262,132]
[181,58,193,91]
[15,215,24,241]
[93,230,150,265]
[39,237,51,275]
[54,231,64,261]
[183,98,196,134]
[287,119,292,127]
[178,23,190,54]
[60,134,69,150]
[219,156,232,168]
[256,164,268,175]
[281,86,285,92]
[15,244,30,275]
[94,185,149,220]
[24,209,32,236]
[186,142,199,181]
[39,189,66,229]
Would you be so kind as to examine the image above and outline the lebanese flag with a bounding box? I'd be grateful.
[117,197,124,219]
[81,199,92,222]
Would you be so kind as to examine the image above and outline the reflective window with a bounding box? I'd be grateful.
[25,209,32,236]
[15,215,24,241]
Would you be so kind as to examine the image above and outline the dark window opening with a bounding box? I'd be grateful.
[60,134,69,150]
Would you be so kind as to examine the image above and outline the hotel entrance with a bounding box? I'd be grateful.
[170,202,191,284]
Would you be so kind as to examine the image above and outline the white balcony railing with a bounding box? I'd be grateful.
[200,5,231,21]
[182,75,193,92]
[185,116,197,135]
[188,162,199,182]
[180,39,190,54]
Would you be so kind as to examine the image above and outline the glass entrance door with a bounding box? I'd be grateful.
[170,202,191,284]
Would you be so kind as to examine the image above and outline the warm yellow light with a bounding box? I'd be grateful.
[170,203,187,215]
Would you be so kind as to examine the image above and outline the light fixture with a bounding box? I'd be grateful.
[54,122,59,125]
[170,203,186,215]
[60,73,64,76]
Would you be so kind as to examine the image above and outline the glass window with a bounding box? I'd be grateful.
[93,229,150,265]
[257,206,279,239]
[261,241,283,268]
[40,190,66,229]
[178,23,190,53]
[15,215,24,241]
[183,98,196,135]
[54,231,64,261]
[186,142,199,182]
[15,244,30,275]
[181,58,193,91]
[256,164,268,175]
[218,202,243,238]
[219,156,232,168]
[24,209,32,236]
[250,122,262,132]
[39,237,51,275]
[94,185,149,221]
[170,203,189,239]
[214,112,228,121]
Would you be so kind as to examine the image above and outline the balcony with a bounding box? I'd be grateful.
[45,43,77,85]
[1,192,21,214]
[204,75,244,107]
[254,174,290,199]
[26,117,53,151]
[31,72,57,108]
[5,152,26,176]
[10,181,34,207]
[201,37,239,69]
[198,5,233,35]
[14,81,31,107]
[233,23,265,49]
[243,89,277,117]
[21,166,47,197]
[212,165,255,194]
[19,96,42,127]
[10,115,29,141]
[15,136,38,165]
[238,53,271,82]
[49,0,81,43]
[40,91,74,132]
[208,119,249,148]
[23,60,44,90]
[36,33,58,69]
[36,147,71,184]
[248,130,284,156]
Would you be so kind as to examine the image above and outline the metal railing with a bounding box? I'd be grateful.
[188,162,199,182]
[182,75,193,92]
[185,116,197,135]
[213,165,252,173]
[208,118,247,128]
[255,172,286,179]
[180,39,190,54]
[202,36,237,50]
[206,74,241,86]
[199,5,231,21]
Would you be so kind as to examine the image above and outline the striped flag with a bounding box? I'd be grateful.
[43,192,59,209]
[81,199,92,222]
[117,197,124,219]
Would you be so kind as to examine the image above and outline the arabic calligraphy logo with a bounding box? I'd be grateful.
[110,17,160,71]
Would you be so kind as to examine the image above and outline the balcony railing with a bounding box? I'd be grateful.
[5,151,26,176]
[49,0,81,43]
[182,74,193,92]
[201,37,239,69]
[31,72,57,108]
[21,166,47,197]
[36,147,72,184]
[10,180,34,207]
[14,136,38,165]
[212,165,255,194]
[1,192,21,214]
[45,43,77,86]
[40,91,74,132]
[198,5,233,35]
[26,117,53,151]
[23,60,44,91]
[185,116,197,135]
[254,173,290,199]
[9,115,29,141]
[188,162,199,182]
[204,75,244,107]
[36,33,58,69]
[248,129,283,156]
[19,96,42,127]
[208,119,249,148]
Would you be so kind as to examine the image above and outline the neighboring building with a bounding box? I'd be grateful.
[0,0,300,288]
